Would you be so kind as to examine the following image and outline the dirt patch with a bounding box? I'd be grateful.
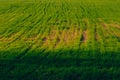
[62,28,80,43]
[42,28,80,48]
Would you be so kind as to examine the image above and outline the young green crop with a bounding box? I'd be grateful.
[0,0,120,80]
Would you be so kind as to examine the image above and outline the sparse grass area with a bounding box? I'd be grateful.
[0,0,120,80]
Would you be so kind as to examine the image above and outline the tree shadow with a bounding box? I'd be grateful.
[0,49,120,80]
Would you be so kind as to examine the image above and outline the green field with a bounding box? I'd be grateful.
[0,0,120,80]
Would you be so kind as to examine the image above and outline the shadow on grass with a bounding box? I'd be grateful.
[0,49,120,80]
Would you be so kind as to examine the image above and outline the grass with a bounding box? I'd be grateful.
[0,0,120,80]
